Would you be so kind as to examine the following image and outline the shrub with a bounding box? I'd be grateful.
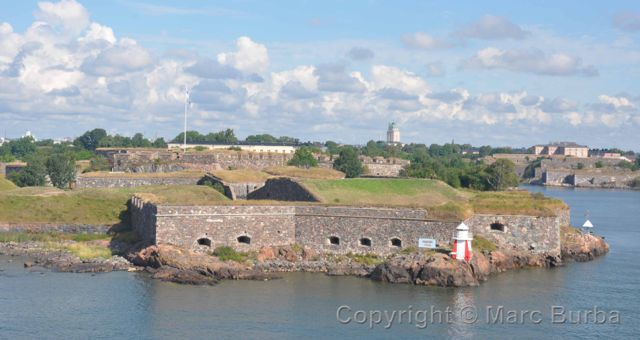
[347,252,383,266]
[288,147,318,168]
[473,235,497,252]
[595,161,604,168]
[631,177,640,188]
[333,147,363,178]
[212,246,247,262]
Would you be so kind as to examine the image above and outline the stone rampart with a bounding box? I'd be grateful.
[75,176,203,188]
[130,201,563,256]
[465,214,561,255]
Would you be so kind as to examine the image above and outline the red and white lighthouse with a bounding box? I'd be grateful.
[451,222,472,262]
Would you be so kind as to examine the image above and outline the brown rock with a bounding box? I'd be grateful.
[257,246,276,262]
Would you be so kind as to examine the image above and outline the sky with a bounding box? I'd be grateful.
[0,0,639,149]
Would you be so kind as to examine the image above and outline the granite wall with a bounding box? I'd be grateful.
[153,205,296,251]
[130,196,157,245]
[75,176,203,188]
[465,214,562,255]
[294,206,456,255]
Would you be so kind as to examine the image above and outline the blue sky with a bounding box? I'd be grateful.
[1,0,639,149]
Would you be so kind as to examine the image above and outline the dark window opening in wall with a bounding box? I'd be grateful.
[197,238,212,247]
[359,238,372,247]
[329,236,340,245]
[237,235,251,244]
[390,238,402,247]
[490,222,505,232]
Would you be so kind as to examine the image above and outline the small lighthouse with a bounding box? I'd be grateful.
[451,222,473,262]
[582,219,594,234]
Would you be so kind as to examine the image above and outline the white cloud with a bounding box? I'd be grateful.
[460,47,598,76]
[217,36,269,74]
[401,32,451,49]
[34,0,90,35]
[455,15,530,40]
[81,38,153,76]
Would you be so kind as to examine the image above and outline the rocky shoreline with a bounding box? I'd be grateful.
[0,229,609,287]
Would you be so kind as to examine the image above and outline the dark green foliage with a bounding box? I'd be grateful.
[485,159,520,191]
[87,155,111,172]
[212,246,247,262]
[631,177,640,188]
[3,136,37,159]
[152,137,167,148]
[288,147,318,168]
[325,141,340,155]
[595,161,604,168]
[333,147,363,178]
[74,128,107,150]
[9,154,47,187]
[172,129,238,144]
[523,157,544,178]
[46,152,77,189]
[576,162,585,170]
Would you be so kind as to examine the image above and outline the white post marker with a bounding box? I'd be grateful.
[451,222,473,262]
[183,87,190,153]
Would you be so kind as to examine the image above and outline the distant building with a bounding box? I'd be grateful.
[533,142,588,158]
[386,122,400,145]
[167,142,297,154]
[0,137,7,146]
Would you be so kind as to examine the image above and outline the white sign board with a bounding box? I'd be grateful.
[418,238,437,249]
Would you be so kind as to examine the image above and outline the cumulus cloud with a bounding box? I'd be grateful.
[455,15,530,40]
[81,38,153,76]
[184,58,241,79]
[613,11,640,31]
[314,63,366,93]
[0,0,637,145]
[217,36,269,74]
[34,0,90,35]
[346,47,374,60]
[402,32,452,49]
[540,97,578,113]
[460,47,598,76]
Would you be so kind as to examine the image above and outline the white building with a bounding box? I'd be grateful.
[386,122,400,145]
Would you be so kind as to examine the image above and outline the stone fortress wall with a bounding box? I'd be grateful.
[130,199,565,256]
[75,176,203,189]
[97,148,410,177]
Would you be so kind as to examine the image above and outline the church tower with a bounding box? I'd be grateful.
[386,122,400,145]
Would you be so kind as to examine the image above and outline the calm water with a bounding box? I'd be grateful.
[0,186,638,339]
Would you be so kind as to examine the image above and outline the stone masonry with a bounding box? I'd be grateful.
[130,198,565,256]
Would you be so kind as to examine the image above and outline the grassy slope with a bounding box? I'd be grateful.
[0,177,17,191]
[209,169,271,183]
[264,166,345,179]
[300,178,566,220]
[0,185,228,224]
[301,178,472,220]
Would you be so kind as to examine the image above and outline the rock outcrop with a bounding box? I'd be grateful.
[561,229,609,262]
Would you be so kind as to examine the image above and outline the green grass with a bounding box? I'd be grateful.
[264,166,346,179]
[0,177,17,191]
[0,231,110,243]
[300,178,471,219]
[0,185,229,224]
[347,253,384,266]
[473,235,497,252]
[470,191,567,217]
[212,246,249,262]
[46,242,113,259]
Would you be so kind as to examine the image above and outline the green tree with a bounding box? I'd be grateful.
[325,141,339,155]
[333,147,363,178]
[75,128,107,150]
[245,134,278,144]
[595,161,604,168]
[9,154,47,187]
[152,137,167,148]
[131,133,152,148]
[87,155,111,172]
[46,152,76,189]
[486,159,520,191]
[8,136,37,159]
[288,147,318,168]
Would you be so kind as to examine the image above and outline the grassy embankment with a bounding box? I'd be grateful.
[0,185,229,259]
